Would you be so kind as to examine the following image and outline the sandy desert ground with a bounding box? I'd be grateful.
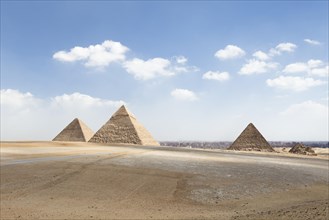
[1,141,328,219]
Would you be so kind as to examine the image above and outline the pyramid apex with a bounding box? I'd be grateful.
[119,105,128,111]
[245,123,258,131]
[110,105,137,119]
[74,118,82,124]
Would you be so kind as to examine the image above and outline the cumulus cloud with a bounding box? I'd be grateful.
[0,89,40,109]
[215,45,246,60]
[283,59,328,77]
[123,58,175,80]
[283,62,309,73]
[1,89,125,140]
[253,50,270,61]
[304,39,321,45]
[266,76,326,92]
[310,65,329,77]
[275,42,297,53]
[307,59,323,68]
[269,42,297,56]
[53,40,129,68]
[239,59,279,75]
[123,56,198,81]
[171,89,198,101]
[202,71,230,81]
[53,41,199,81]
[51,92,125,108]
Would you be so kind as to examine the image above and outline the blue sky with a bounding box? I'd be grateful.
[1,1,328,141]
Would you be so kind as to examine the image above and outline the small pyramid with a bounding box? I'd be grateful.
[53,118,94,142]
[289,143,316,156]
[89,105,160,146]
[228,123,274,152]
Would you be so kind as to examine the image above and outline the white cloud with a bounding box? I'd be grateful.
[173,65,199,74]
[275,42,297,53]
[123,56,198,80]
[53,40,129,68]
[239,59,279,75]
[171,89,198,101]
[268,49,281,57]
[202,71,230,81]
[252,50,270,61]
[269,42,297,56]
[307,59,323,68]
[215,45,246,60]
[304,39,321,45]
[51,92,125,108]
[53,47,89,62]
[123,58,175,80]
[1,89,125,140]
[54,41,198,80]
[283,59,328,77]
[283,62,309,73]
[0,89,40,109]
[266,76,326,92]
[172,56,199,73]
[310,66,329,77]
[175,56,188,64]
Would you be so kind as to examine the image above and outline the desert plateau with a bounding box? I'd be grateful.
[1,141,328,219]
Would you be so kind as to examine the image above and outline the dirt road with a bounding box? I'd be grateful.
[1,142,328,219]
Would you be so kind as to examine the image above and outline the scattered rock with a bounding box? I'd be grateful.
[289,143,317,156]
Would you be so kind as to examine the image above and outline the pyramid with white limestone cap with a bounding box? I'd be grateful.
[228,123,274,152]
[53,118,94,142]
[89,105,160,146]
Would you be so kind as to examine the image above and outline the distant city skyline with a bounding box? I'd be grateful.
[1,1,328,141]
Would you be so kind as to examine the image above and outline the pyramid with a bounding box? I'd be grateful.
[289,143,316,156]
[53,118,94,142]
[89,105,160,146]
[228,123,274,152]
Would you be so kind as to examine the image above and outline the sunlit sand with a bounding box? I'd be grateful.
[1,141,328,219]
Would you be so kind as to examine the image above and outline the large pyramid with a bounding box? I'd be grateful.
[53,118,94,142]
[89,105,160,146]
[228,123,274,152]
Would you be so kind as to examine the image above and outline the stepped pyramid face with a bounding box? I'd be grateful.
[53,118,94,142]
[89,105,160,146]
[228,123,274,152]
